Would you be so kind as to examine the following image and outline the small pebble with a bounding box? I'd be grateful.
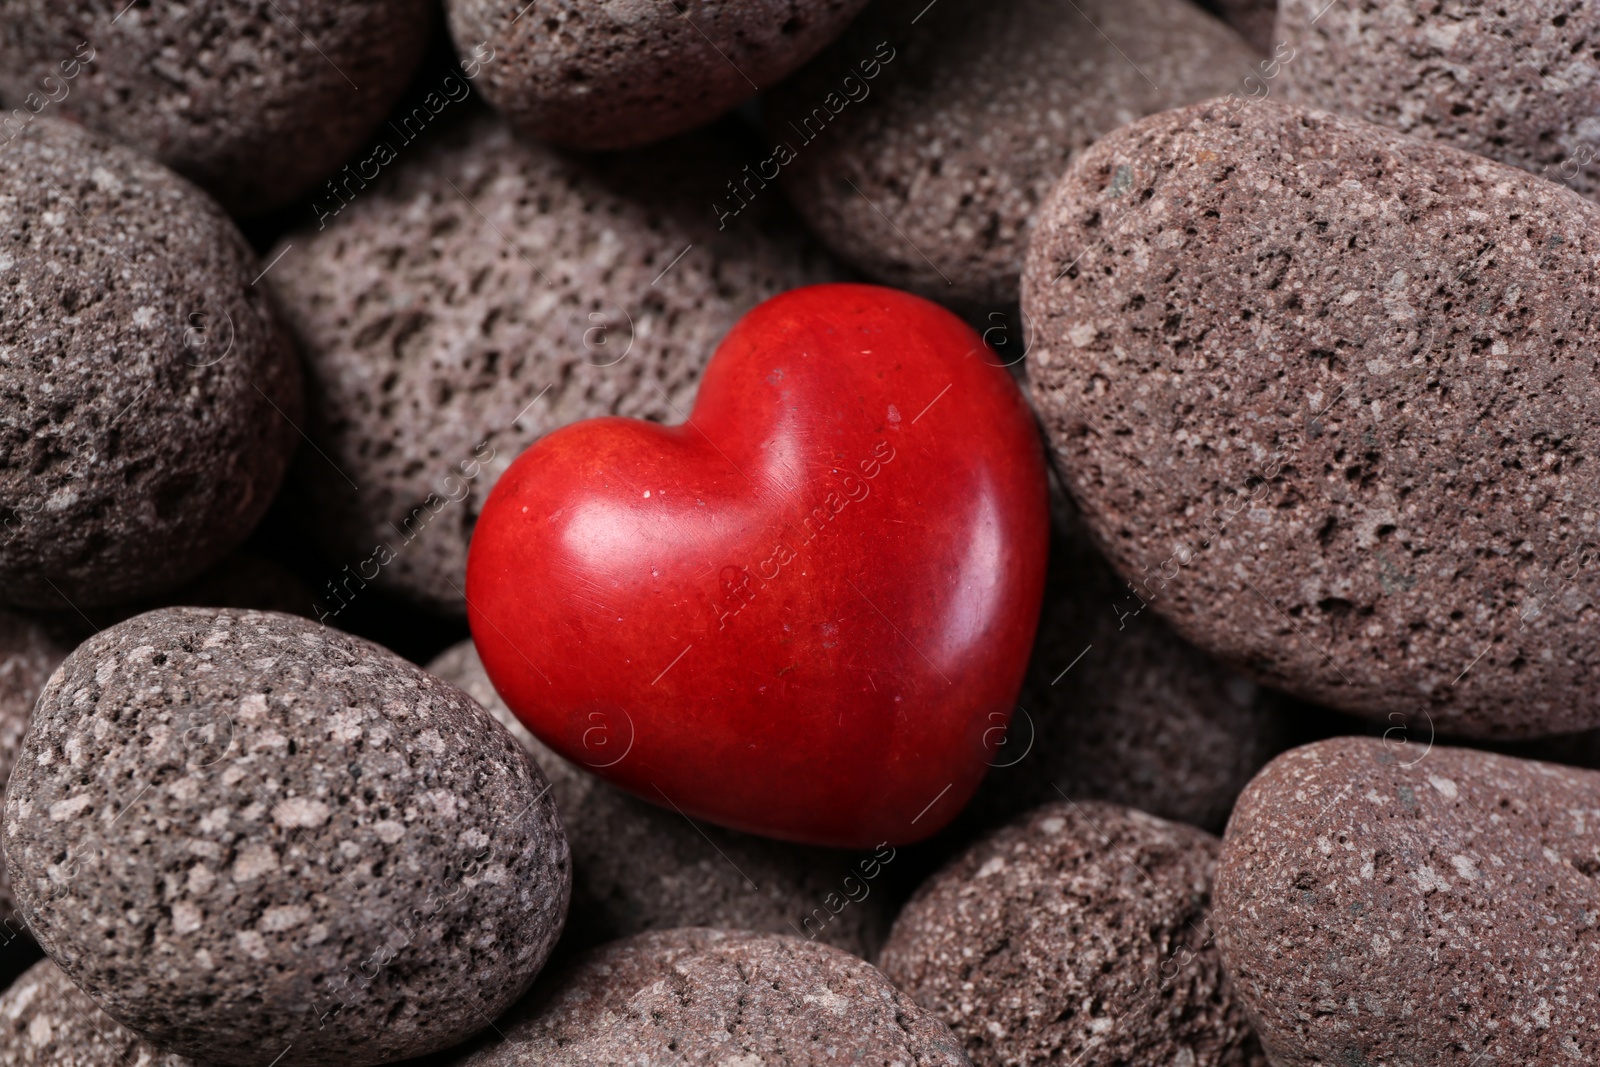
[1216,737,1600,1066]
[1023,99,1600,739]
[769,0,1258,306]
[444,0,871,149]
[0,0,434,214]
[455,928,971,1066]
[271,114,832,616]
[881,800,1256,1067]
[0,118,302,610]
[428,640,888,959]
[1279,0,1600,201]
[4,607,570,1066]
[0,958,191,1066]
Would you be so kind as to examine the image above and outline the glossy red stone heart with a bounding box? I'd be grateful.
[465,284,1048,847]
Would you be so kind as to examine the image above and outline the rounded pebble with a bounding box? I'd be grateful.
[427,640,888,959]
[0,958,192,1066]
[768,0,1258,307]
[270,115,833,616]
[445,0,870,150]
[455,928,971,1066]
[1215,737,1600,1066]
[0,0,434,215]
[1279,0,1600,202]
[4,607,570,1067]
[881,800,1256,1067]
[1023,99,1600,740]
[970,487,1292,833]
[0,118,302,611]
[0,611,67,933]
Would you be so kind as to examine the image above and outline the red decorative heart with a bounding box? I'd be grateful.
[466,284,1048,847]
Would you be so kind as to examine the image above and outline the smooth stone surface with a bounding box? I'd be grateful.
[271,114,833,617]
[0,958,192,1066]
[4,608,570,1067]
[768,0,1258,307]
[427,640,889,959]
[1216,737,1600,1066]
[969,485,1293,833]
[1024,99,1600,740]
[1279,0,1600,202]
[0,118,302,611]
[0,0,433,215]
[445,0,870,150]
[881,800,1256,1067]
[455,928,971,1066]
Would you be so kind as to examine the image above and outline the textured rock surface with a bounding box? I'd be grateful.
[1208,0,1274,54]
[882,801,1255,1067]
[969,485,1292,833]
[457,928,971,1066]
[1279,0,1600,203]
[0,0,433,215]
[445,0,870,150]
[0,118,301,610]
[1023,99,1600,740]
[0,958,192,1066]
[428,640,888,959]
[4,608,570,1067]
[1216,737,1600,1066]
[0,612,67,933]
[271,114,833,615]
[768,0,1259,307]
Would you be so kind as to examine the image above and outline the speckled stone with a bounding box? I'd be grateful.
[271,114,833,616]
[1207,0,1274,54]
[0,612,67,935]
[1023,99,1600,740]
[767,0,1259,307]
[0,958,192,1066]
[445,0,870,150]
[0,0,433,215]
[1278,0,1600,202]
[427,640,888,959]
[969,485,1293,833]
[456,928,971,1066]
[0,118,302,611]
[881,800,1255,1067]
[3,607,571,1067]
[1216,737,1600,1066]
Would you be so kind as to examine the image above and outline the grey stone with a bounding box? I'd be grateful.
[0,0,434,215]
[1023,99,1600,739]
[0,958,193,1066]
[0,118,302,611]
[1216,737,1600,1066]
[455,928,971,1066]
[270,114,834,616]
[444,0,871,150]
[768,0,1259,307]
[3,607,570,1066]
[881,800,1256,1067]
[427,640,888,959]
[0,612,67,936]
[1278,0,1600,202]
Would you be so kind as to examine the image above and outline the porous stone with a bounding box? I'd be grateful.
[0,958,192,1066]
[0,0,433,215]
[1215,737,1600,1066]
[1023,99,1600,740]
[0,612,67,934]
[455,928,971,1066]
[427,640,888,959]
[0,118,302,611]
[1278,0,1600,202]
[881,800,1255,1067]
[270,114,833,616]
[767,0,1259,307]
[969,486,1292,833]
[444,0,871,150]
[3,607,570,1067]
